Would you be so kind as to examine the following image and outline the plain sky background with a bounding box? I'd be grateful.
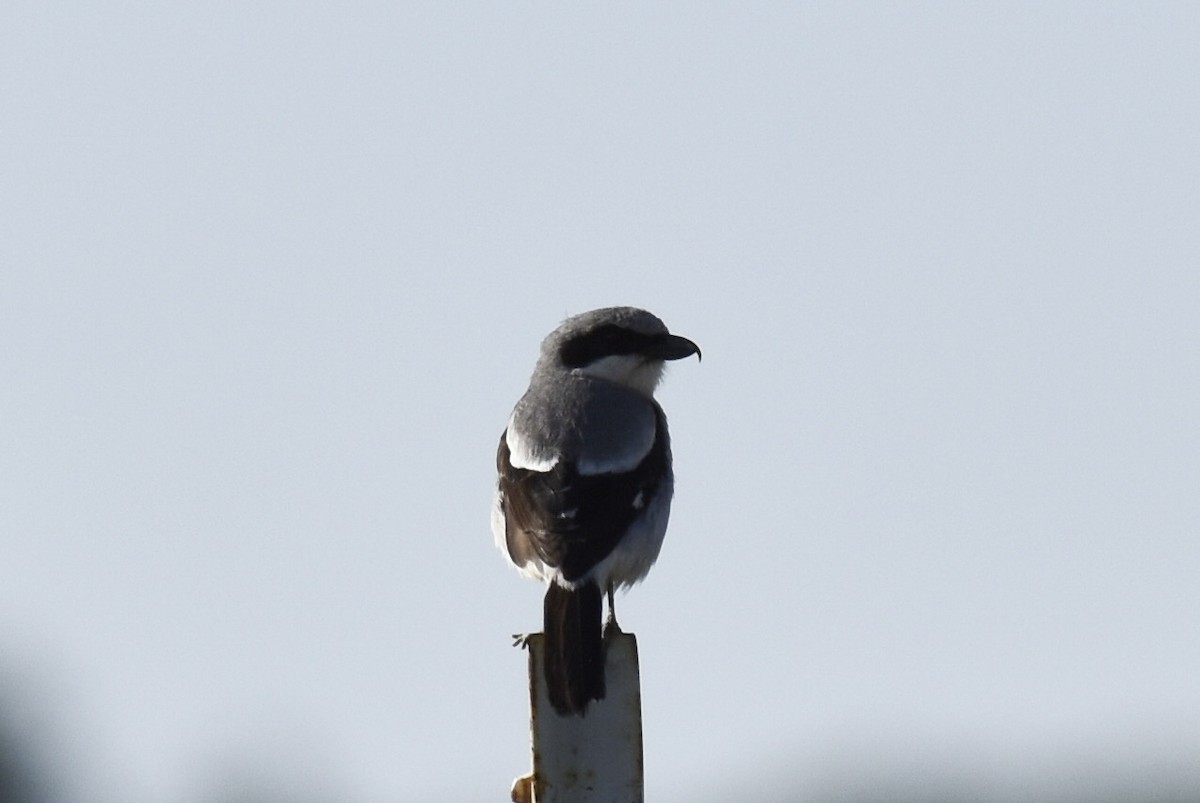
[3,3,1199,801]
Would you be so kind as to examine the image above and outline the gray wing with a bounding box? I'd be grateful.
[506,376,656,475]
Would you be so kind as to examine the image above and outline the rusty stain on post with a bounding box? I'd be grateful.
[511,632,644,803]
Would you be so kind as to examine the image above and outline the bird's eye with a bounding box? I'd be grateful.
[559,324,652,368]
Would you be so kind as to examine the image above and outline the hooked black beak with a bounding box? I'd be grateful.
[648,333,702,362]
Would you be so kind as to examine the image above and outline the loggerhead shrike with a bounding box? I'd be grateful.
[492,306,700,716]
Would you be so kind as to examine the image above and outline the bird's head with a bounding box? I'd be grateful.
[541,307,701,396]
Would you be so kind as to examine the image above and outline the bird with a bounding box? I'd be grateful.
[492,306,700,716]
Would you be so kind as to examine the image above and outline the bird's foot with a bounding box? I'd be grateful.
[603,585,623,640]
[512,632,534,649]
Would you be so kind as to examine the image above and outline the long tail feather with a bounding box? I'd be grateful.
[543,581,604,716]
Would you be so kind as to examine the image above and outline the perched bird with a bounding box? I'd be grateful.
[492,306,700,716]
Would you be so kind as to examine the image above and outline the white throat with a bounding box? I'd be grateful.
[577,354,665,396]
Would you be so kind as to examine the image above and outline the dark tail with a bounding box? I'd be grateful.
[543,581,605,716]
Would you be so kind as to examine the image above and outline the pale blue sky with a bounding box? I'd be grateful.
[2,3,1199,801]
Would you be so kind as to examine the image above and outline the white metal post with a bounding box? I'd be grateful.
[511,632,644,803]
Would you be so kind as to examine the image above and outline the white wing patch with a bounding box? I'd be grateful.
[505,422,560,472]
